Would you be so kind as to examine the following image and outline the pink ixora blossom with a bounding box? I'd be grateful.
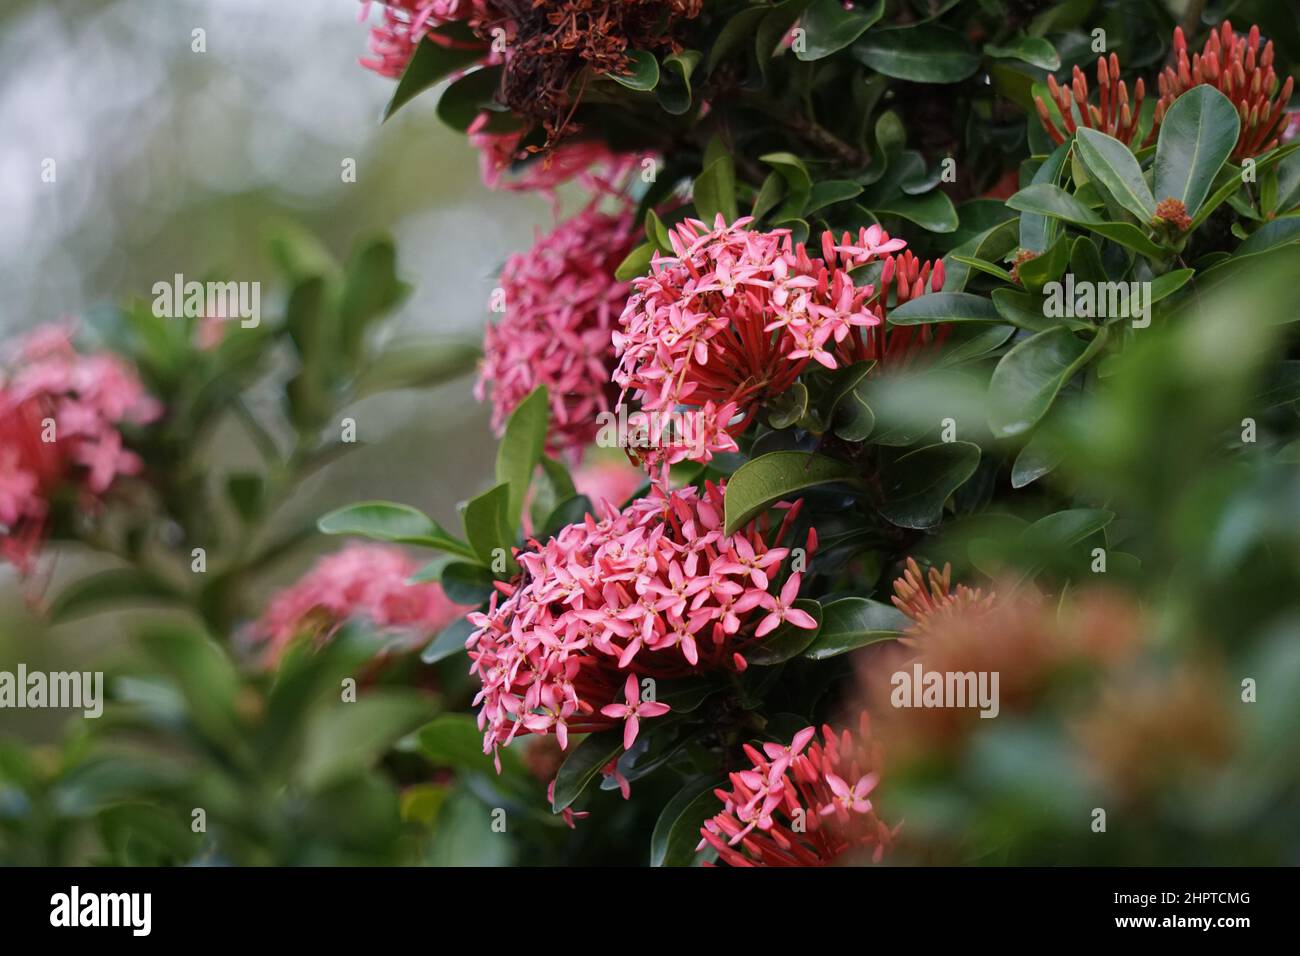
[612,216,944,474]
[468,116,634,198]
[698,711,897,866]
[465,481,817,776]
[357,1,488,79]
[0,324,159,572]
[476,200,639,458]
[249,543,467,663]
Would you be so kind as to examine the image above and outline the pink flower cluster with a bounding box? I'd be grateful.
[357,0,486,79]
[699,711,897,866]
[476,202,639,458]
[612,216,943,472]
[250,543,466,662]
[466,481,817,769]
[0,325,159,571]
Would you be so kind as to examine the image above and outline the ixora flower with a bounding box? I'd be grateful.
[1156,22,1296,160]
[476,200,639,458]
[467,114,631,197]
[697,712,897,866]
[611,216,943,471]
[249,543,466,662]
[465,481,817,770]
[0,325,159,572]
[357,1,488,79]
[1035,52,1147,147]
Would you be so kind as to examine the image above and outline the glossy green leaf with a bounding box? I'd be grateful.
[889,291,1001,325]
[987,327,1105,437]
[609,49,659,90]
[551,730,625,812]
[650,776,722,866]
[984,35,1060,70]
[877,441,981,529]
[853,25,980,83]
[1153,85,1240,216]
[495,385,549,531]
[383,27,485,121]
[48,570,183,623]
[1075,128,1156,222]
[802,597,907,659]
[723,452,861,533]
[795,0,884,61]
[318,501,477,559]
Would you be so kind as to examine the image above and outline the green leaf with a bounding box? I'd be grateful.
[853,25,980,83]
[462,483,513,567]
[1075,128,1156,222]
[435,66,504,132]
[225,473,264,523]
[495,385,549,531]
[802,598,907,659]
[417,713,524,778]
[877,441,981,530]
[987,327,1105,438]
[48,569,183,623]
[609,49,659,90]
[615,242,656,281]
[806,179,864,214]
[1014,234,1070,294]
[949,255,1016,284]
[551,730,625,812]
[723,452,861,533]
[1238,216,1300,256]
[318,501,477,559]
[1149,268,1195,303]
[354,339,481,397]
[420,615,474,665]
[1007,184,1165,258]
[1020,507,1114,553]
[795,0,884,61]
[1021,141,1070,253]
[1010,423,1066,488]
[694,156,738,225]
[745,599,823,665]
[656,50,700,115]
[650,776,723,866]
[438,561,496,605]
[383,28,485,121]
[707,4,769,75]
[767,381,810,429]
[760,152,813,221]
[827,361,876,441]
[1153,85,1240,217]
[984,35,1060,70]
[299,691,434,790]
[339,237,408,362]
[889,291,1002,325]
[870,190,959,232]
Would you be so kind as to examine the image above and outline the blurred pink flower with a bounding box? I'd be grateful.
[572,458,644,510]
[0,324,159,572]
[476,201,639,458]
[250,543,466,663]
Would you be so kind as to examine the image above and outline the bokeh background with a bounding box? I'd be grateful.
[0,0,541,731]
